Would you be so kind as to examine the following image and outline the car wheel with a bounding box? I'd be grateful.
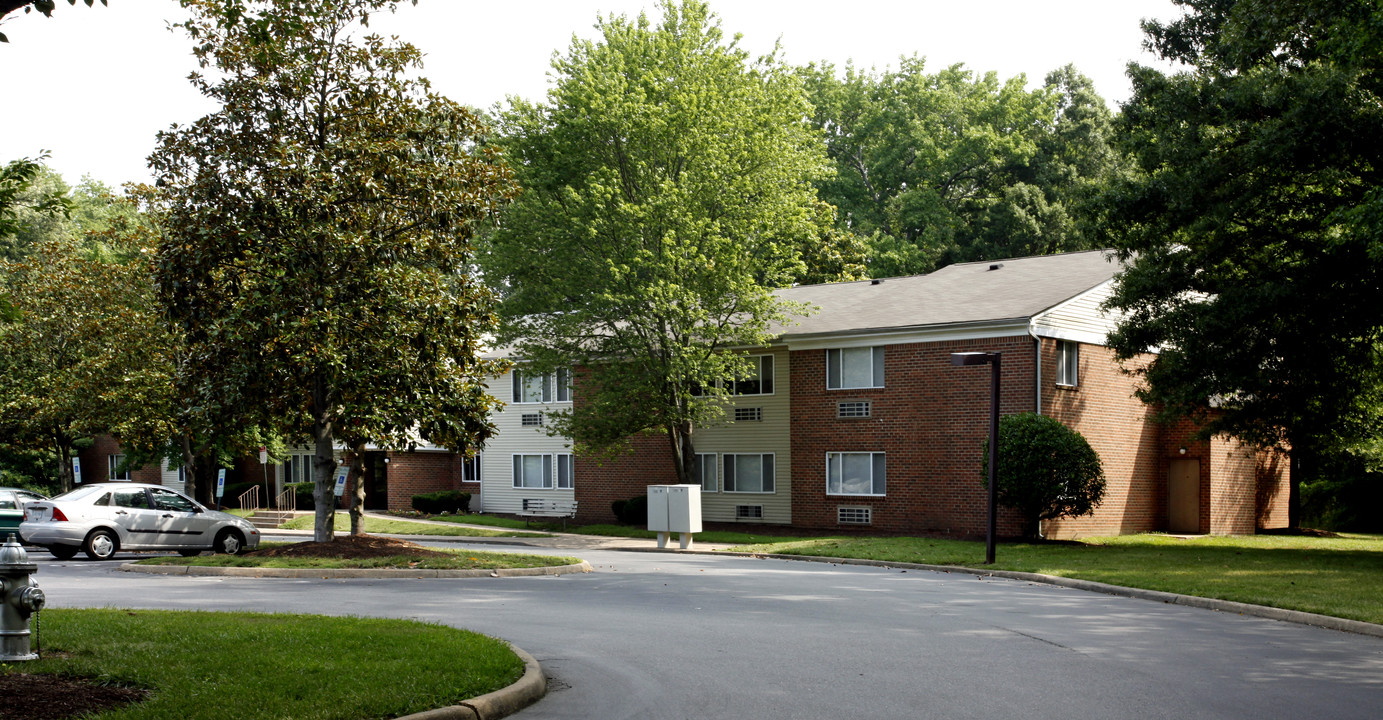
[83,529,119,560]
[49,546,79,560]
[178,549,202,557]
[214,529,245,555]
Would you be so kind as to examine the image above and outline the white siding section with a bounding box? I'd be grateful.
[160,458,184,494]
[477,369,574,514]
[1030,279,1122,346]
[692,346,792,524]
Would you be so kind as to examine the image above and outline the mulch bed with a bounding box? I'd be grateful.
[0,672,148,720]
[246,533,452,559]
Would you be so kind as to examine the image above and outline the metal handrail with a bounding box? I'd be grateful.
[274,488,295,514]
[237,485,261,514]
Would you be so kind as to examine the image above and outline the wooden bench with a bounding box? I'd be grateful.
[518,499,578,529]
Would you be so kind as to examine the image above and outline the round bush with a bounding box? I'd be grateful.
[984,412,1106,538]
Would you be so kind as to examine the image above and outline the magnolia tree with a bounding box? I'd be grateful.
[151,0,515,541]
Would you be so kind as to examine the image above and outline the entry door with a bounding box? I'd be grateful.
[1168,458,1201,534]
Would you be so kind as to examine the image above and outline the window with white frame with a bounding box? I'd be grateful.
[1056,341,1079,387]
[512,368,573,404]
[827,452,886,496]
[512,453,574,490]
[283,453,313,484]
[462,454,481,483]
[723,453,774,493]
[556,454,574,489]
[108,454,130,481]
[729,355,774,395]
[512,369,551,404]
[827,347,884,389]
[693,453,717,492]
[556,368,572,402]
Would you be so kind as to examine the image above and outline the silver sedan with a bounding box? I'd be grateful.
[20,483,261,560]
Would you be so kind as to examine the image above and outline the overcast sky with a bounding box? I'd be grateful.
[0,0,1185,189]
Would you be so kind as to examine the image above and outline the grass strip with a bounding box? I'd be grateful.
[731,533,1383,624]
[279,513,548,538]
[14,609,522,720]
[134,546,580,570]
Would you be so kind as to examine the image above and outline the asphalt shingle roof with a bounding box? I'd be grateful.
[775,249,1120,338]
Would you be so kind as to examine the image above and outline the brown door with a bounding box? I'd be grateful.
[1168,458,1201,534]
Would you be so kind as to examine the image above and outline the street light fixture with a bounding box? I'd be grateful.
[950,351,1001,564]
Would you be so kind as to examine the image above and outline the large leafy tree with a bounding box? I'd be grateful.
[151,0,515,541]
[1100,0,1383,526]
[482,0,829,484]
[0,236,171,492]
[803,59,1123,276]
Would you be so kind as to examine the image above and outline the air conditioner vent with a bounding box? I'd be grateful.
[837,401,871,418]
[838,506,872,525]
[734,407,763,422]
[521,413,543,427]
[735,505,764,519]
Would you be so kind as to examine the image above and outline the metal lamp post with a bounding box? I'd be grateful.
[950,351,1001,564]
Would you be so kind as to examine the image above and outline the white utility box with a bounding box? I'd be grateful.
[647,484,702,549]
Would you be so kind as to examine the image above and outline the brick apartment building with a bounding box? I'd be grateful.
[80,250,1287,537]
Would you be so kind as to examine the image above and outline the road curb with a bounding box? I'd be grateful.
[394,642,546,720]
[652,549,1383,639]
[120,560,592,579]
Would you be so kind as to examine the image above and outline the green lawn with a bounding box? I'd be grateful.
[731,533,1383,624]
[279,513,548,538]
[135,546,579,570]
[11,609,522,720]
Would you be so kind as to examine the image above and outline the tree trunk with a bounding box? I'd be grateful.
[54,430,73,492]
[180,435,198,504]
[348,442,366,536]
[667,420,696,485]
[311,375,337,543]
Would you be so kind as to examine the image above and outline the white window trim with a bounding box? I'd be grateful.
[826,347,885,390]
[826,451,887,497]
[511,453,553,489]
[556,453,574,490]
[462,453,482,483]
[108,454,131,482]
[1056,340,1079,387]
[511,453,573,490]
[282,453,314,484]
[694,453,717,493]
[729,354,775,397]
[723,452,776,494]
[512,368,574,404]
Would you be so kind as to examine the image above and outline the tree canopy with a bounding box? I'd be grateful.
[0,235,171,492]
[151,0,514,541]
[802,58,1124,277]
[0,0,107,43]
[481,0,830,483]
[1099,0,1383,524]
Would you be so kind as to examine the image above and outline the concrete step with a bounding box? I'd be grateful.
[246,510,299,529]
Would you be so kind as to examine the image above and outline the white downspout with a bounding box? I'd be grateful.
[1028,322,1042,416]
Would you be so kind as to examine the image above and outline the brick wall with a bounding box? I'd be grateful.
[1043,343,1166,538]
[384,452,466,511]
[789,336,1037,537]
[576,434,679,523]
[1208,434,1260,534]
[1256,448,1289,529]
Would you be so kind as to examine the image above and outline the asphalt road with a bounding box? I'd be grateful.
[28,540,1383,720]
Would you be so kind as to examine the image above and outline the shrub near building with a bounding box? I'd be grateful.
[986,412,1106,539]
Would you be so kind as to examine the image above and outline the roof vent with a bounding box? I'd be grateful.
[870,279,883,285]
[988,263,1004,271]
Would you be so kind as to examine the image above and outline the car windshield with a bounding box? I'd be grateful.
[51,485,110,502]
